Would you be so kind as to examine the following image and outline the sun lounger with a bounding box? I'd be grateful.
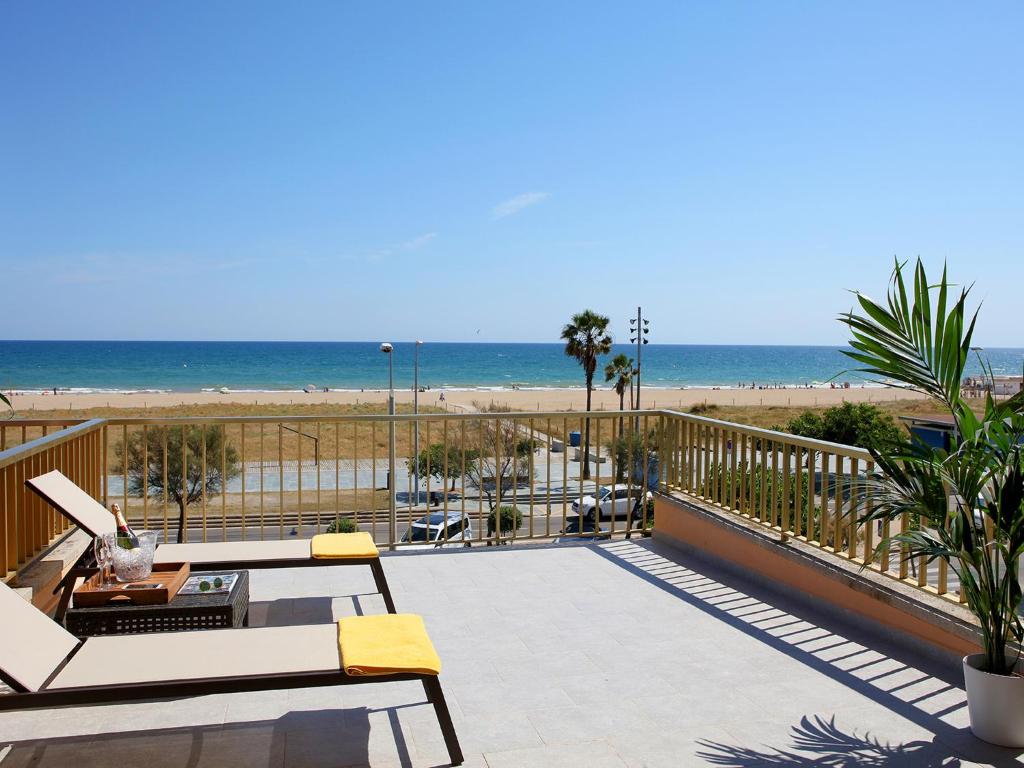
[26,471,396,619]
[0,580,463,765]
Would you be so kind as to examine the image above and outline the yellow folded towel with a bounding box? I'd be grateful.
[311,531,379,559]
[338,614,442,676]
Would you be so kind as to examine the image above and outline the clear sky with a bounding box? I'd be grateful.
[2,2,1021,346]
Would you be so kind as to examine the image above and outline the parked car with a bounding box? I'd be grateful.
[400,512,473,549]
[553,514,608,543]
[571,484,653,521]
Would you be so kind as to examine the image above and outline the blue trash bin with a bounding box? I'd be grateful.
[568,431,581,447]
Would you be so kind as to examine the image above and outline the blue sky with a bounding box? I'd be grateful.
[2,2,1021,346]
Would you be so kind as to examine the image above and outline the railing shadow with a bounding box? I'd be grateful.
[592,539,1024,767]
[696,714,961,767]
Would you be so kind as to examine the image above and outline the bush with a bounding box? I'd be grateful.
[783,402,901,451]
[689,403,719,415]
[487,505,523,537]
[326,516,357,534]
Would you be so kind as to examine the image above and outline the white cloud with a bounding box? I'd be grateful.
[399,232,438,251]
[364,232,439,262]
[491,191,549,220]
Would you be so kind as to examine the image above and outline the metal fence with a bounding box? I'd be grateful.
[0,410,963,605]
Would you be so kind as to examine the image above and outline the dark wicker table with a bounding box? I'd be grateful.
[65,570,250,636]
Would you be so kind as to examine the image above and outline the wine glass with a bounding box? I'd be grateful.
[93,533,115,589]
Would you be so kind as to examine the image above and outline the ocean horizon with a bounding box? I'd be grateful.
[1,340,1022,395]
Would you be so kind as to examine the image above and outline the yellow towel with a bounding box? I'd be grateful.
[338,614,442,676]
[311,532,379,559]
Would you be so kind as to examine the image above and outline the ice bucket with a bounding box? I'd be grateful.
[112,530,159,582]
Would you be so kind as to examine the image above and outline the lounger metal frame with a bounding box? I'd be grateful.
[51,550,396,624]
[26,472,397,620]
[0,643,463,766]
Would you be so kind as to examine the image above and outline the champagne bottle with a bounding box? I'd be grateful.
[111,503,140,549]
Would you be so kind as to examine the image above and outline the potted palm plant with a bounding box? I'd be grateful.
[841,259,1024,747]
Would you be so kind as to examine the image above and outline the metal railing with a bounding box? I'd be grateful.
[0,412,658,557]
[0,410,964,605]
[657,410,963,604]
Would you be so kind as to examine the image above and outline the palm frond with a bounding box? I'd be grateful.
[837,258,977,421]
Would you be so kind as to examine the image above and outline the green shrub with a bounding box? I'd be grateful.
[783,402,901,451]
[326,516,357,534]
[487,505,523,536]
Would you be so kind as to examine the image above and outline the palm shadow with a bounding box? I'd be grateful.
[696,715,961,767]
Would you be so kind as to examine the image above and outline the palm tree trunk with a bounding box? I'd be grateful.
[583,373,593,480]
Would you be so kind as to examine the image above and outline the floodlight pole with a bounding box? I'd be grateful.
[630,306,649,432]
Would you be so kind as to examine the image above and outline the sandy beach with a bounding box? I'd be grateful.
[8,385,928,414]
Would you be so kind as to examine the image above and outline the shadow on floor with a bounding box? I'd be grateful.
[251,596,337,626]
[696,714,961,767]
[593,539,1024,767]
[0,706,415,768]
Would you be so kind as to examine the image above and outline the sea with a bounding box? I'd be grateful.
[1,341,1022,395]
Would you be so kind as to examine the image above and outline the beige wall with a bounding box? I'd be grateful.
[654,495,979,658]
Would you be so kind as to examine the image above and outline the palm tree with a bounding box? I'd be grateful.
[604,353,634,433]
[841,259,1024,676]
[562,310,613,480]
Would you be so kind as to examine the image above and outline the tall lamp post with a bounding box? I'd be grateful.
[380,342,397,549]
[413,340,423,505]
[629,307,650,429]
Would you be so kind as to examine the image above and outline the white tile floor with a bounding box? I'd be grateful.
[2,538,1022,767]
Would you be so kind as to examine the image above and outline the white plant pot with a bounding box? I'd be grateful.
[963,653,1024,748]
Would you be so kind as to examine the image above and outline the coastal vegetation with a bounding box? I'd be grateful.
[561,309,613,480]
[0,402,440,461]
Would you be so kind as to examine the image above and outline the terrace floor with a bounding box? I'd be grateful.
[2,538,1022,767]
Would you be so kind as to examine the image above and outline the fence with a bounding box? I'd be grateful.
[658,410,962,604]
[0,410,963,605]
[0,420,103,577]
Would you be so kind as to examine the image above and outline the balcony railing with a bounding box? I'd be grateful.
[0,409,963,605]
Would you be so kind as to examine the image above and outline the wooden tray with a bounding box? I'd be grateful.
[73,562,190,607]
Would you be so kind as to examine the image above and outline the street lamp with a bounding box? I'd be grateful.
[380,342,396,548]
[413,340,423,505]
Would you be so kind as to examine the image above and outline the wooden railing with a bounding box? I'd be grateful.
[0,420,104,578]
[0,410,964,606]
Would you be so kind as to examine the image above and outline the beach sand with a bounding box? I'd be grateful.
[9,385,927,414]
